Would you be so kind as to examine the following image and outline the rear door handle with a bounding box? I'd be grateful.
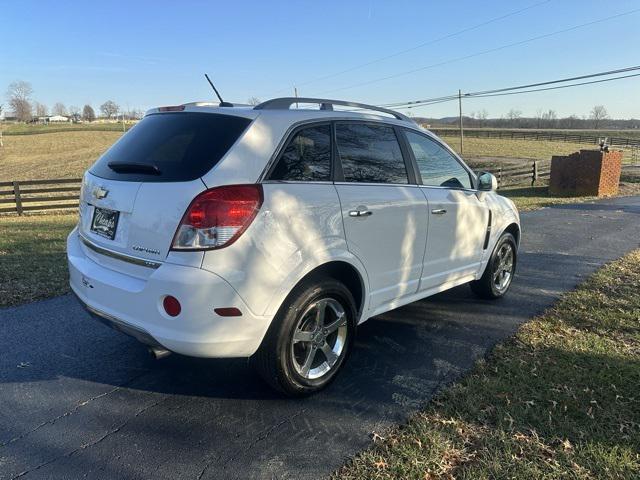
[349,209,373,217]
[431,209,447,215]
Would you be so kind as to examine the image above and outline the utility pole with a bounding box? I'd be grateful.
[458,89,464,155]
[294,87,299,109]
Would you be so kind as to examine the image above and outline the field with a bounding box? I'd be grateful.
[0,122,132,135]
[337,249,640,479]
[0,131,122,181]
[440,134,603,161]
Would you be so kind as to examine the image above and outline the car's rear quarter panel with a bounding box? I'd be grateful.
[199,182,356,317]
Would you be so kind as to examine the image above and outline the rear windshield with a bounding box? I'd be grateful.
[90,112,252,182]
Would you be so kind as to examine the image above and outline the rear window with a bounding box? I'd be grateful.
[90,112,252,182]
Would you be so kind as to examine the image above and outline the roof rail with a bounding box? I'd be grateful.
[254,97,415,123]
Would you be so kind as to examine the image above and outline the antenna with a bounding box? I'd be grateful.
[204,74,233,107]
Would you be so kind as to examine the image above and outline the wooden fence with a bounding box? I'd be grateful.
[0,178,81,214]
[483,161,550,189]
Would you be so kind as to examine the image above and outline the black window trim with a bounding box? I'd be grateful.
[333,120,418,186]
[400,127,478,191]
[262,120,334,184]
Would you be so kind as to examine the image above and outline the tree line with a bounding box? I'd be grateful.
[2,80,143,123]
[419,105,638,130]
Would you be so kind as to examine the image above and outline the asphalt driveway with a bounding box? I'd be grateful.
[1,196,640,480]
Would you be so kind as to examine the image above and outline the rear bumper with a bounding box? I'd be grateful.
[67,228,273,357]
[73,292,165,349]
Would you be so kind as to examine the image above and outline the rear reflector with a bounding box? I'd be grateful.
[172,184,263,250]
[163,296,181,316]
[214,307,242,317]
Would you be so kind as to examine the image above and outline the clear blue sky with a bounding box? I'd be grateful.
[1,0,639,119]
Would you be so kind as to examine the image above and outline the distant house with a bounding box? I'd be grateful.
[49,115,69,122]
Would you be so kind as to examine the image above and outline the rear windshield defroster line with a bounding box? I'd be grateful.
[90,112,252,182]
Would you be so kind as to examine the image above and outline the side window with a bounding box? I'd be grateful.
[405,131,472,189]
[269,125,331,181]
[336,123,408,184]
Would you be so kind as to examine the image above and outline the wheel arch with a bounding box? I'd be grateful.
[503,222,521,246]
[264,256,369,322]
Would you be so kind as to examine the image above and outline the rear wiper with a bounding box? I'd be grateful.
[107,162,161,175]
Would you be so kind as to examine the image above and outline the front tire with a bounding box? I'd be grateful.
[470,232,517,299]
[252,278,357,396]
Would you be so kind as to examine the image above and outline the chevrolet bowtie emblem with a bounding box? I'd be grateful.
[93,186,109,199]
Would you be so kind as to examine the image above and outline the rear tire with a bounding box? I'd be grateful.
[252,278,357,396]
[470,232,517,299]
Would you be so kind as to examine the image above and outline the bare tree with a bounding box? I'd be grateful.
[100,100,119,119]
[52,102,67,116]
[590,105,608,129]
[247,96,261,106]
[68,105,81,122]
[82,104,96,122]
[541,109,557,128]
[129,108,144,120]
[6,80,33,122]
[565,114,579,129]
[476,109,488,126]
[34,101,48,117]
[506,108,521,120]
[535,109,544,129]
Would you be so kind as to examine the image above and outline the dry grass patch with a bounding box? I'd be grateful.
[336,250,640,479]
[0,131,122,181]
[438,135,599,161]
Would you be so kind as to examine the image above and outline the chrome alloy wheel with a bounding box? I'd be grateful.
[493,242,515,293]
[290,298,348,380]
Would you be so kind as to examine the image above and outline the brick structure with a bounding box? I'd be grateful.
[549,149,623,197]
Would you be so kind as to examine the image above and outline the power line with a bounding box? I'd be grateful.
[393,72,640,111]
[382,65,640,108]
[470,72,640,100]
[265,0,552,96]
[317,8,640,95]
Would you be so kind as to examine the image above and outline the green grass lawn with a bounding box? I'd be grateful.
[0,213,76,307]
[336,249,640,479]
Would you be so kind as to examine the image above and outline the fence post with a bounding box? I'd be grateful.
[13,181,23,215]
[532,161,538,186]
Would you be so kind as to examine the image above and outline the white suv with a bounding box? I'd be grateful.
[67,97,520,395]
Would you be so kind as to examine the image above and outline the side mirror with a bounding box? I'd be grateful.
[477,172,497,191]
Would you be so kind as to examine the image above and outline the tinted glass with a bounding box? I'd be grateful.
[269,125,331,181]
[90,112,252,182]
[336,123,408,184]
[405,131,472,189]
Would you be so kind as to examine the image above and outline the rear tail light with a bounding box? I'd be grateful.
[171,184,263,250]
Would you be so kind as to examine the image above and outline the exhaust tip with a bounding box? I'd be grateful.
[149,347,172,360]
